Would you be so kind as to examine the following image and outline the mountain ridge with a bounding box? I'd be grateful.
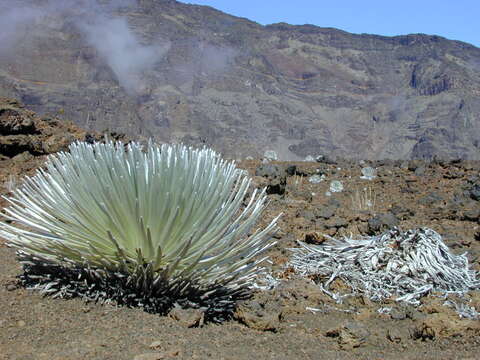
[0,0,479,159]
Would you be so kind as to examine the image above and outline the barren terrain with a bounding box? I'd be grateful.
[1,0,480,160]
[1,99,480,359]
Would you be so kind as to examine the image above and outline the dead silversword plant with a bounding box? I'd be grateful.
[289,228,480,309]
[0,141,280,321]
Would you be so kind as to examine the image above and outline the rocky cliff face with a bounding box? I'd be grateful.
[0,0,479,160]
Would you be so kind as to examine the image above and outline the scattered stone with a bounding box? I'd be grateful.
[314,206,336,220]
[255,164,286,195]
[410,313,480,340]
[444,170,461,179]
[291,163,321,177]
[404,175,418,183]
[149,341,162,350]
[234,300,281,332]
[316,154,336,165]
[168,307,204,328]
[289,188,313,202]
[255,164,282,178]
[5,283,17,291]
[386,328,403,343]
[324,217,349,229]
[274,277,328,305]
[408,160,424,172]
[389,307,407,320]
[12,151,34,162]
[84,133,96,144]
[463,208,480,222]
[414,165,427,176]
[327,198,341,208]
[418,192,444,206]
[367,213,399,235]
[285,165,297,176]
[303,232,325,245]
[405,308,426,322]
[334,322,371,349]
[470,184,480,201]
[42,134,76,154]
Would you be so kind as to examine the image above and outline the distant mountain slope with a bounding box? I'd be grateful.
[0,0,479,159]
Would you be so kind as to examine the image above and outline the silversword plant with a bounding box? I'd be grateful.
[0,141,279,318]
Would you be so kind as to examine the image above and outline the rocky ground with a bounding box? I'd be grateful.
[1,98,480,359]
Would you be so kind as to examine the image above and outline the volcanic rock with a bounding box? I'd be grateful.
[1,1,480,160]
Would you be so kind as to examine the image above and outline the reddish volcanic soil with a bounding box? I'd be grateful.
[1,98,480,359]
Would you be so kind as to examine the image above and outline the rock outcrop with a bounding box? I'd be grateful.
[0,0,479,160]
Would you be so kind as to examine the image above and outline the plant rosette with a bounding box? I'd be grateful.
[0,141,280,320]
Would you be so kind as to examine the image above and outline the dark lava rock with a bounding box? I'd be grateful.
[234,300,281,332]
[168,307,204,328]
[414,165,427,176]
[255,163,283,178]
[255,164,286,195]
[389,307,407,320]
[326,322,371,350]
[85,133,96,144]
[386,328,404,343]
[294,163,322,177]
[0,135,33,157]
[0,108,36,135]
[285,164,297,176]
[315,154,336,165]
[450,193,470,207]
[303,232,325,245]
[463,208,480,222]
[0,97,89,159]
[288,188,313,202]
[324,217,349,229]
[367,213,399,235]
[42,134,76,154]
[12,151,34,162]
[298,209,315,222]
[314,206,336,220]
[470,184,480,201]
[408,160,424,171]
[390,204,415,219]
[327,198,341,208]
[418,191,444,206]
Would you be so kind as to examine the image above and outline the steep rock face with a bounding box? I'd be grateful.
[0,97,87,160]
[0,0,479,159]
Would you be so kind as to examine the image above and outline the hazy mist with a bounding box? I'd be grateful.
[0,0,168,94]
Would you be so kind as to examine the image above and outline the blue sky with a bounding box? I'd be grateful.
[179,0,478,48]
